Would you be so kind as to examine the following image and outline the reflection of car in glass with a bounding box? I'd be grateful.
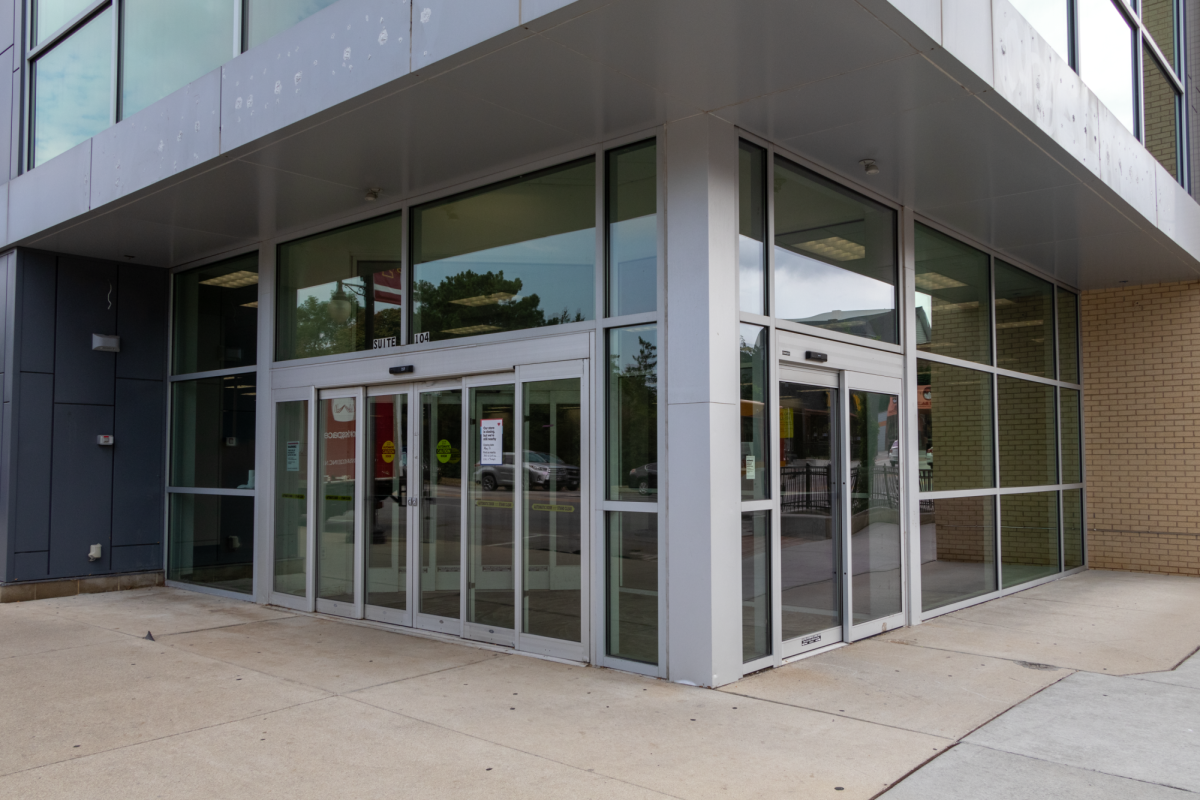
[628,463,657,495]
[475,451,580,491]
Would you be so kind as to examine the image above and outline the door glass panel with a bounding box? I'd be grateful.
[523,379,583,642]
[741,510,771,662]
[468,385,517,630]
[367,394,408,611]
[849,391,903,624]
[317,397,357,604]
[606,510,658,664]
[779,382,841,641]
[32,7,112,167]
[741,324,769,500]
[274,400,308,597]
[420,390,463,618]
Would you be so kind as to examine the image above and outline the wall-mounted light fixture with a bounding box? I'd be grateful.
[92,334,120,352]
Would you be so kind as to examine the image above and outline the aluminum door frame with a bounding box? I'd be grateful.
[314,385,367,619]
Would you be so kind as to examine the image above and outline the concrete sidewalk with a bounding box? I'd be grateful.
[0,569,1196,799]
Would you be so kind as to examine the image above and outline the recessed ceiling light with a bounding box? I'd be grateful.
[915,272,968,291]
[450,292,516,307]
[794,236,866,262]
[200,270,258,289]
[242,301,259,308]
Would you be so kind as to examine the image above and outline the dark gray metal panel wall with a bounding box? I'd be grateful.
[48,403,113,576]
[17,249,54,372]
[116,263,168,380]
[12,370,50,556]
[54,256,116,405]
[112,377,164,549]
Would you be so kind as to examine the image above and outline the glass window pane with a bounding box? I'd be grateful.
[173,253,258,375]
[740,324,769,501]
[607,140,657,316]
[32,8,112,168]
[276,212,404,361]
[33,0,95,45]
[317,396,357,604]
[1143,0,1177,70]
[273,400,308,598]
[170,374,257,490]
[921,496,997,612]
[169,493,254,594]
[121,0,236,119]
[742,510,771,662]
[1008,0,1071,62]
[1143,45,1181,180]
[1063,489,1085,569]
[1061,388,1083,484]
[780,382,840,642]
[1057,287,1080,383]
[774,156,898,344]
[467,385,515,628]
[244,0,340,50]
[995,260,1055,378]
[607,326,658,502]
[1079,0,1136,133]
[850,390,903,624]
[917,360,995,492]
[413,159,595,343]
[739,141,767,315]
[998,377,1058,488]
[915,224,991,365]
[420,389,462,618]
[1001,491,1061,587]
[523,379,583,643]
[368,393,409,611]
[606,510,658,665]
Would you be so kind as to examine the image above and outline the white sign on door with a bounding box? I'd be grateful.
[480,419,503,465]
[286,441,301,472]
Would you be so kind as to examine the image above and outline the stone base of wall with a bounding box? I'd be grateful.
[0,571,164,603]
[1087,529,1200,576]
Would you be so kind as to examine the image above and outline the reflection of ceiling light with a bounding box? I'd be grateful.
[225,384,255,389]
[996,320,1043,329]
[995,298,1017,306]
[915,271,967,291]
[794,236,865,262]
[932,300,980,311]
[242,301,258,308]
[450,292,516,307]
[200,270,258,289]
[242,392,257,396]
[442,324,502,335]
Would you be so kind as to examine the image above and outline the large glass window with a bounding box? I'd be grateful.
[1001,491,1061,588]
[773,156,898,344]
[173,254,258,375]
[170,374,257,490]
[121,0,237,119]
[998,377,1058,488]
[607,141,657,317]
[1079,0,1137,133]
[1142,0,1178,71]
[1057,287,1080,384]
[244,0,341,50]
[33,0,94,45]
[607,326,658,502]
[915,224,991,365]
[739,141,767,316]
[917,360,995,492]
[740,324,769,501]
[412,159,595,343]
[741,510,771,663]
[1009,0,1072,63]
[995,260,1055,379]
[921,496,997,612]
[168,494,255,594]
[273,400,308,598]
[31,6,112,167]
[1063,489,1085,569]
[276,212,405,361]
[1142,45,1181,180]
[1061,388,1083,484]
[606,511,658,665]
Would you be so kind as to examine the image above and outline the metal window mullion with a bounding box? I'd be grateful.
[839,371,852,641]
[989,255,1003,590]
[109,0,119,125]
[26,0,110,60]
[653,128,667,676]
[305,385,318,611]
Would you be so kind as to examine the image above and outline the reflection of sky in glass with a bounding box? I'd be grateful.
[774,246,895,322]
[1009,0,1070,63]
[122,0,235,119]
[1079,0,1135,132]
[33,8,111,167]
[916,291,933,329]
[416,228,595,321]
[739,236,765,315]
[246,0,340,49]
[609,214,656,315]
[35,0,94,44]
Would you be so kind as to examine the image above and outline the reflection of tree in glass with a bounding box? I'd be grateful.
[612,336,657,485]
[415,270,560,340]
[291,294,405,358]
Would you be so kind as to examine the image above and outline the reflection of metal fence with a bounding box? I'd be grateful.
[780,464,833,512]
[783,464,925,513]
[919,470,934,512]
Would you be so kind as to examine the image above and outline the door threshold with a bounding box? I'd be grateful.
[781,639,847,665]
[269,603,588,668]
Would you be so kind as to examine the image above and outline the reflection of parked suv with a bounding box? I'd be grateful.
[628,463,657,495]
[475,451,580,491]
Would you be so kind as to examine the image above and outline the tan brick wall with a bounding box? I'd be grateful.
[1082,281,1200,575]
